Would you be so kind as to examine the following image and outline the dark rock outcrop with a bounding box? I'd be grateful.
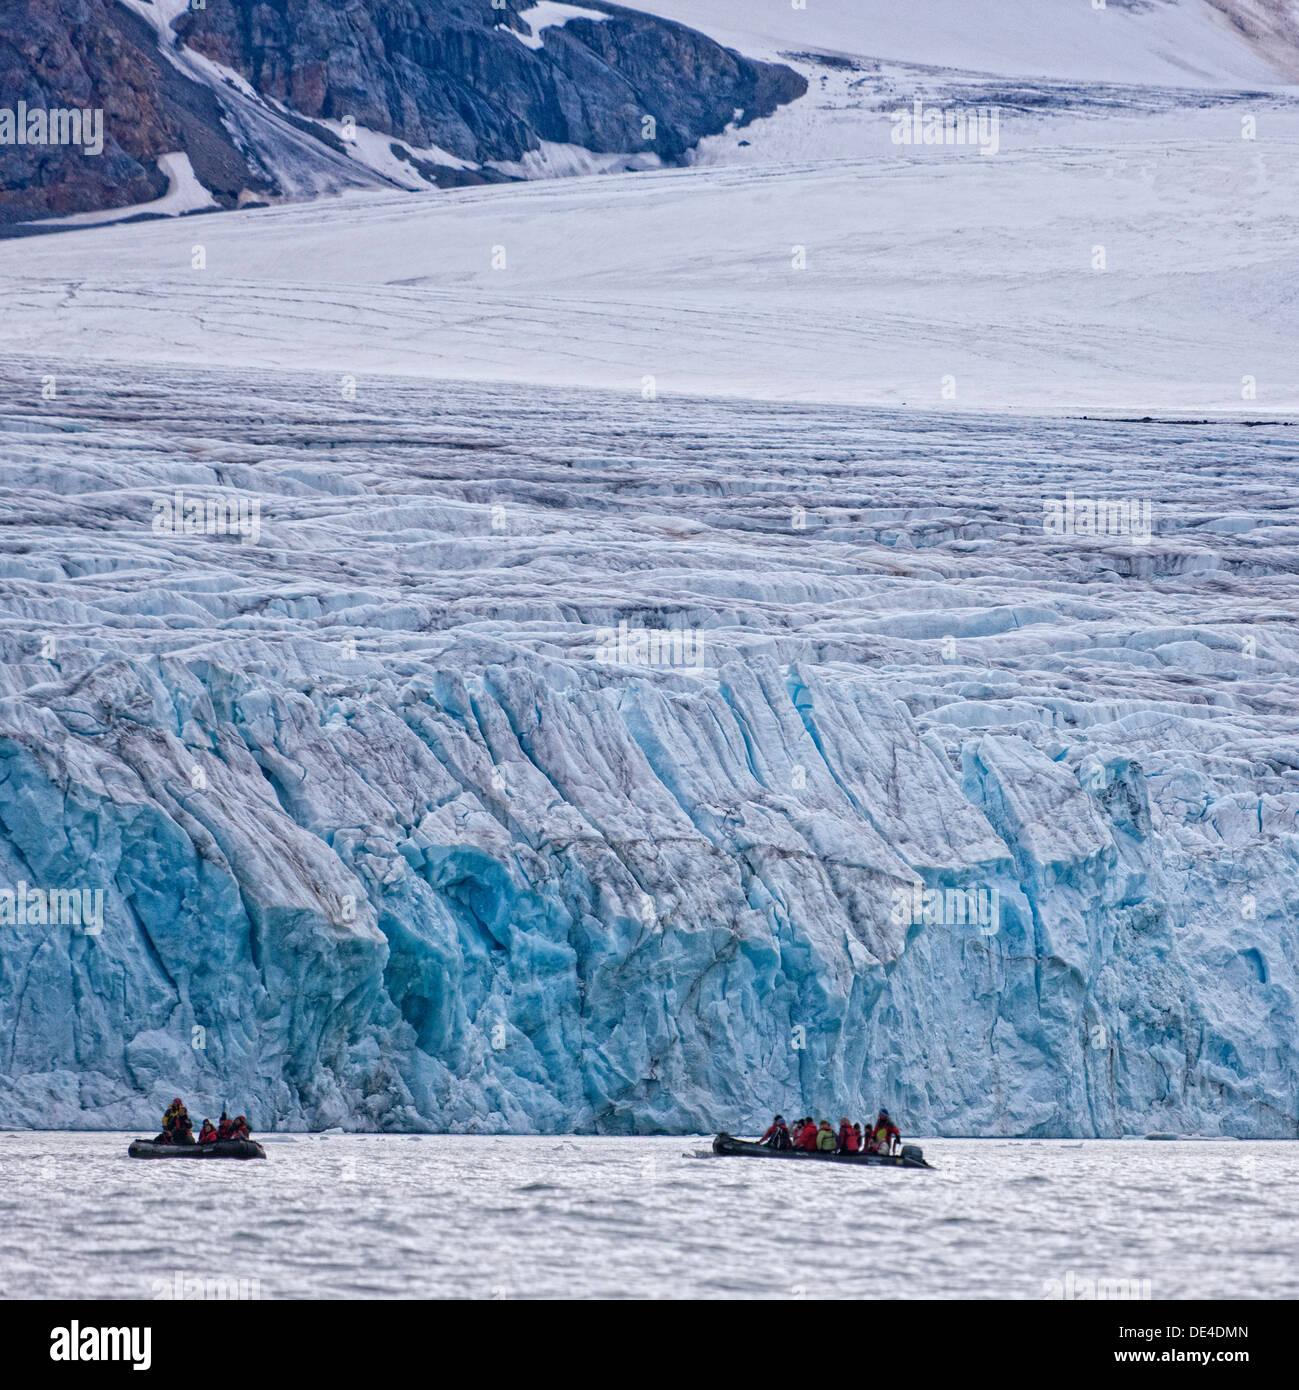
[175,0,806,164]
[1,0,807,227]
[0,0,265,226]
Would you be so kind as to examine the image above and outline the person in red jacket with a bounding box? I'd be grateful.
[838,1118,859,1152]
[758,1115,791,1149]
[229,1115,250,1140]
[198,1119,219,1144]
[871,1109,901,1154]
[216,1112,233,1140]
[796,1118,819,1151]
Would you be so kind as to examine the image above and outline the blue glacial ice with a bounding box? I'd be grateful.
[0,364,1296,1136]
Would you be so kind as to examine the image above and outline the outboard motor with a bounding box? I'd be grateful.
[900,1144,926,1166]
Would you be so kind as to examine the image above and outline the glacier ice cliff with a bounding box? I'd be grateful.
[0,362,1296,1136]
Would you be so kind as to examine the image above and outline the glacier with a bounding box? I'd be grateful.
[3,0,1299,1139]
[0,361,1296,1136]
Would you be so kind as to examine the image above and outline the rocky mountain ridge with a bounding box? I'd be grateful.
[0,0,806,230]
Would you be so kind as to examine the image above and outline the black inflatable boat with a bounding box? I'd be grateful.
[128,1139,266,1160]
[712,1133,932,1168]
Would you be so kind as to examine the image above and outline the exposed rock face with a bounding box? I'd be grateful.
[175,0,806,164]
[0,0,170,223]
[1,0,806,226]
[0,0,265,225]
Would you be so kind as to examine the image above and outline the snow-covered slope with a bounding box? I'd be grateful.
[4,92,1299,411]
[7,0,1299,407]
[627,0,1298,86]
[29,153,217,228]
[0,362,1296,1135]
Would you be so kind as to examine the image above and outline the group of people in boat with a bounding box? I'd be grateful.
[154,1098,252,1146]
[757,1110,902,1155]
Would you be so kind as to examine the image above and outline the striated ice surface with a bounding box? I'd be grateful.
[0,361,1297,1136]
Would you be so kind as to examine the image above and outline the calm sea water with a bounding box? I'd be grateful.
[1,1133,1295,1300]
